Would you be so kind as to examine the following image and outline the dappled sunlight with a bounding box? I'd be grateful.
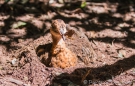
[0,0,135,86]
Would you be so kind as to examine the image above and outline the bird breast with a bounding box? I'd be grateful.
[50,45,77,68]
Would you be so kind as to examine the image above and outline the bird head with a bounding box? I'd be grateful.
[51,19,67,40]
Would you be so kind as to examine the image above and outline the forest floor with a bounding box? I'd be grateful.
[0,0,135,86]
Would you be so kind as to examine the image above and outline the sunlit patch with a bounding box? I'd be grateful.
[130,40,135,44]
[0,35,10,42]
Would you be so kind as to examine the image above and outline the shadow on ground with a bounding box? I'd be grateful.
[0,0,135,50]
[52,55,135,85]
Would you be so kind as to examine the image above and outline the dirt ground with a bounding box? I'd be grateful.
[0,0,135,86]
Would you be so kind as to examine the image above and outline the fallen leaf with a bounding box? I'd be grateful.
[81,1,86,8]
[118,52,124,58]
[12,21,27,29]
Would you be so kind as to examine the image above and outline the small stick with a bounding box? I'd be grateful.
[8,78,29,86]
[81,69,91,83]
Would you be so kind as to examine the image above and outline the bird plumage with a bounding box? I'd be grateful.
[50,19,77,68]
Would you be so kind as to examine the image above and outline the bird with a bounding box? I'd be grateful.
[49,19,78,68]
[36,19,96,68]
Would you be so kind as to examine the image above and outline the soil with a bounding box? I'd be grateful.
[0,0,135,86]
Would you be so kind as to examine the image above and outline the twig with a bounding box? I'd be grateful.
[112,39,115,47]
[81,69,91,83]
[8,78,29,86]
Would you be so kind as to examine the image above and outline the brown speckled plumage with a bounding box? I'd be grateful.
[50,19,77,68]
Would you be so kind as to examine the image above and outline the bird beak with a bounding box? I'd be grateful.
[62,34,65,40]
[59,27,67,40]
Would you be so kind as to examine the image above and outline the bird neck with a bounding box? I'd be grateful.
[50,28,66,54]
